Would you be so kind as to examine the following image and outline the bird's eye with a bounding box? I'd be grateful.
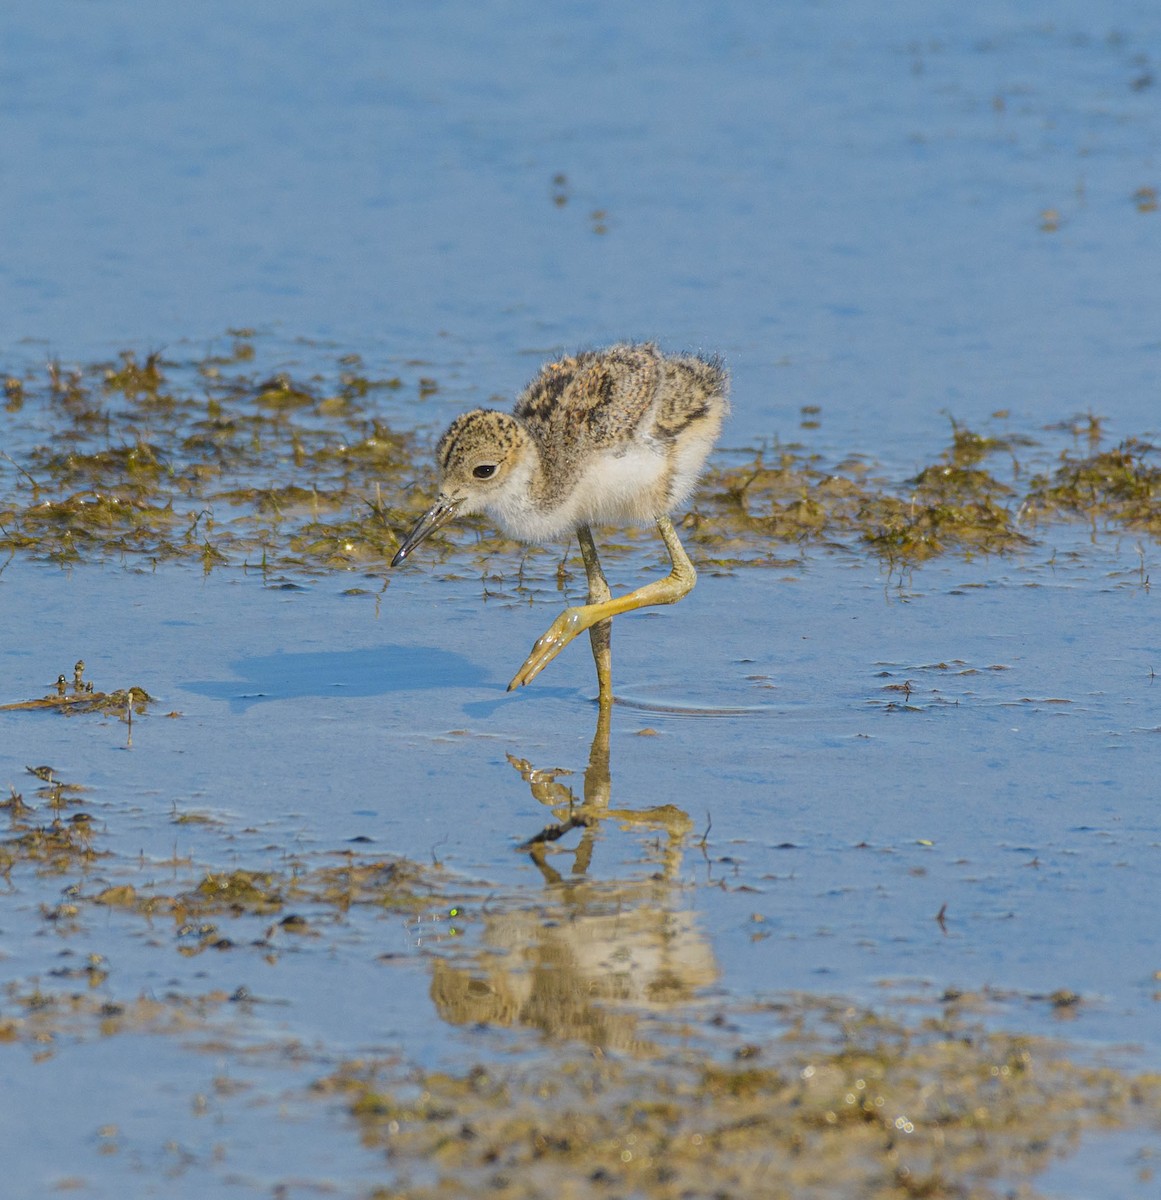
[472,463,498,480]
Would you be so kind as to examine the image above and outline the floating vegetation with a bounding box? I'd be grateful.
[698,422,1033,568]
[0,763,458,965]
[0,341,1158,581]
[0,660,153,718]
[0,342,423,574]
[1024,437,1161,534]
[0,981,248,1047]
[0,767,101,877]
[319,999,1161,1200]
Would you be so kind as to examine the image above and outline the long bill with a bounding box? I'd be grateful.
[391,496,463,567]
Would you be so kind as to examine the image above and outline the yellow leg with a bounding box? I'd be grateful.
[508,516,696,692]
[576,525,614,704]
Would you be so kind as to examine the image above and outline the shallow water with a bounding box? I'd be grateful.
[2,536,1160,1193]
[4,538,1158,1025]
[2,0,1161,1195]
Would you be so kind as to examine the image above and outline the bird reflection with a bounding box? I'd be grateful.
[429,701,717,1052]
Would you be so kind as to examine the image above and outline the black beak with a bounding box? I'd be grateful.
[391,496,463,567]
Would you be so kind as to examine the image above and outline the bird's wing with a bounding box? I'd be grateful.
[514,344,662,455]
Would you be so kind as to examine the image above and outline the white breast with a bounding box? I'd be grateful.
[484,443,670,542]
[570,444,670,526]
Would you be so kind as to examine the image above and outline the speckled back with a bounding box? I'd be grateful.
[513,343,728,487]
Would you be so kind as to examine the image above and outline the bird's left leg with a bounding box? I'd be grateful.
[508,516,696,692]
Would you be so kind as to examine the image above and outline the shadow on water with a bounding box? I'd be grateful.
[429,700,719,1052]
[183,644,490,710]
[613,689,777,718]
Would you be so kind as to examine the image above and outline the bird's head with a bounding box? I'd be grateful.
[391,409,532,566]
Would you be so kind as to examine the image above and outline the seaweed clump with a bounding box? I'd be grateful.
[1023,437,1161,535]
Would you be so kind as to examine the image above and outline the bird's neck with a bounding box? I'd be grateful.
[485,442,568,543]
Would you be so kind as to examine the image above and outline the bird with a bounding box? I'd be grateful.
[391,342,729,704]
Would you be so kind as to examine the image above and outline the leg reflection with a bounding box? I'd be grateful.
[509,699,691,884]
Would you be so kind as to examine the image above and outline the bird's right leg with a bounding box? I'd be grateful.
[576,525,614,706]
